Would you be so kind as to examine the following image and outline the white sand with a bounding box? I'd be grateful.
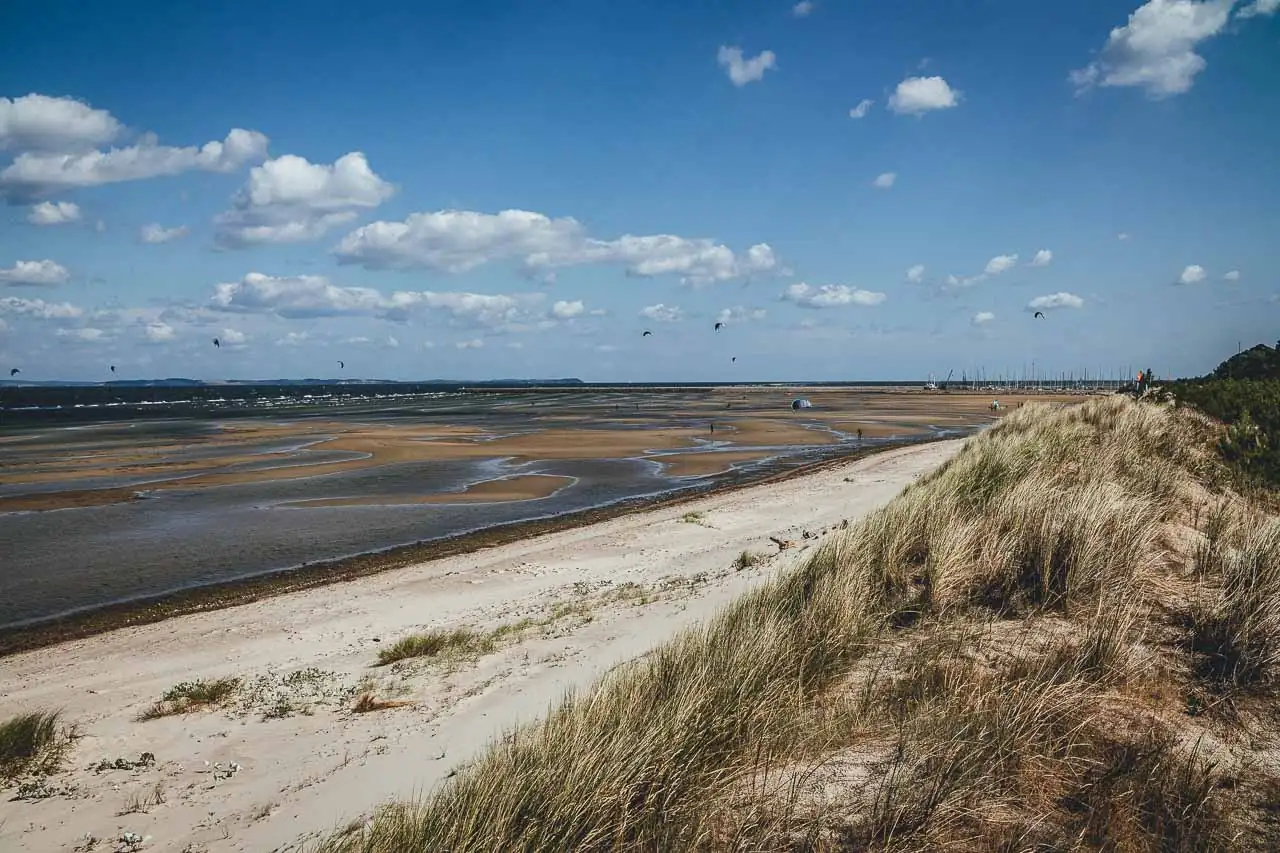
[0,439,961,853]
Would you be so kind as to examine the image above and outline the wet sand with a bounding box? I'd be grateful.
[281,474,575,508]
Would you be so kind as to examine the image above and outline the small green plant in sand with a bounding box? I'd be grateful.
[732,550,765,571]
[139,678,240,720]
[679,510,710,526]
[0,710,71,781]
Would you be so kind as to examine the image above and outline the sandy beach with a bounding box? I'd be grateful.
[0,438,963,853]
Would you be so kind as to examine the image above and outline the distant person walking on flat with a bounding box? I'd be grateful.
[857,428,863,443]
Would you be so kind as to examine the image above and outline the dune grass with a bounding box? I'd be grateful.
[138,677,241,720]
[374,628,495,667]
[0,710,69,781]
[317,396,1280,852]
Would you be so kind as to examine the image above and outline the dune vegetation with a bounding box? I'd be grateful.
[0,710,70,782]
[319,395,1280,852]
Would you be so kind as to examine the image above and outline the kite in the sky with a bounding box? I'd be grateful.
[1033,311,1045,319]
[714,322,724,331]
[338,360,345,369]
[8,368,19,377]
[641,330,652,337]
[213,337,221,348]
[110,365,116,373]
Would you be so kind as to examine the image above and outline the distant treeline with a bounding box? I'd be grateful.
[1170,342,1280,489]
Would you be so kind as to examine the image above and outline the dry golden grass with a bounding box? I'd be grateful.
[316,396,1280,852]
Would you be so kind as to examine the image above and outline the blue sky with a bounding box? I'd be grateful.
[1,0,1277,382]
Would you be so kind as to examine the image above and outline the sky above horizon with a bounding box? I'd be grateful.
[1,0,1277,382]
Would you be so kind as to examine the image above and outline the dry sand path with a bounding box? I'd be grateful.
[0,439,963,853]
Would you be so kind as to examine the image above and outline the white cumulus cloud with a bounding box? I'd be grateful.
[1028,292,1084,311]
[972,311,995,326]
[905,264,925,283]
[1069,0,1235,98]
[1,128,269,198]
[142,320,175,340]
[1029,249,1053,267]
[1117,232,1131,241]
[456,338,484,349]
[984,254,1018,275]
[640,303,682,323]
[0,259,71,286]
[140,223,189,244]
[1237,0,1280,18]
[334,209,779,286]
[873,172,897,189]
[28,200,81,225]
[0,295,82,319]
[849,99,873,119]
[783,282,886,308]
[887,76,961,115]
[215,151,395,247]
[1223,269,1240,281]
[550,299,584,319]
[56,327,109,343]
[792,1,815,16]
[717,46,777,86]
[0,94,122,152]
[206,271,563,330]
[1177,264,1207,284]
[716,305,767,324]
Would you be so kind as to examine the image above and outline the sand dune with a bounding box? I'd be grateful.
[0,439,962,853]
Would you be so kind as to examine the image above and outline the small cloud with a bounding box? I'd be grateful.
[550,299,584,320]
[1237,0,1280,19]
[792,0,814,16]
[783,282,886,308]
[456,338,484,349]
[717,45,777,86]
[219,328,247,347]
[596,344,619,353]
[144,321,176,343]
[887,76,961,115]
[276,331,311,347]
[640,303,682,323]
[55,327,108,342]
[1223,269,1240,282]
[905,264,925,283]
[1028,292,1084,311]
[848,99,873,119]
[972,311,995,326]
[28,201,81,225]
[94,219,106,233]
[717,305,766,324]
[984,254,1018,275]
[506,341,524,349]
[1029,249,1052,267]
[0,259,71,286]
[1117,232,1130,241]
[140,223,190,244]
[872,172,897,189]
[384,335,400,349]
[1177,264,1206,285]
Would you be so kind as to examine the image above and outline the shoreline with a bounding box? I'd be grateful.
[0,436,944,657]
